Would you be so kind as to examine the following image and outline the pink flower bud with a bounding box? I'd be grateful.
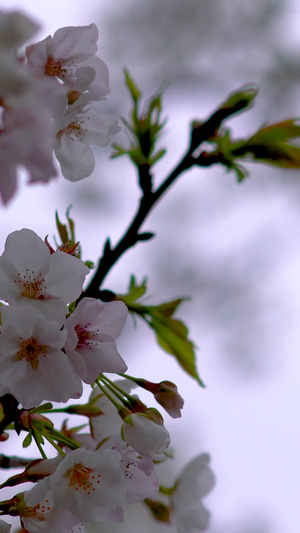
[154,381,184,419]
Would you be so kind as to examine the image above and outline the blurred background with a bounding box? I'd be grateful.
[1,0,300,531]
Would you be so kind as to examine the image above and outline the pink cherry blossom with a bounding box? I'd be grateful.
[50,448,126,523]
[171,454,215,533]
[0,306,82,408]
[64,297,128,383]
[0,229,89,323]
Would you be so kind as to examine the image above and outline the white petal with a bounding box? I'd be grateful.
[45,250,89,303]
[55,133,95,181]
[52,24,98,61]
[2,228,50,273]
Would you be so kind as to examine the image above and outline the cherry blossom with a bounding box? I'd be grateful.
[26,24,110,100]
[171,454,215,533]
[69,432,159,505]
[0,10,38,51]
[0,229,89,323]
[64,297,128,383]
[0,306,82,408]
[54,101,120,181]
[0,89,57,204]
[50,448,126,523]
[70,524,86,533]
[22,482,80,533]
[111,439,159,504]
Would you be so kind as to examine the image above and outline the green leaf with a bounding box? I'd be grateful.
[132,298,204,386]
[217,84,258,119]
[150,148,167,166]
[228,119,300,169]
[113,71,167,173]
[55,210,69,244]
[124,68,141,104]
[247,119,300,144]
[66,205,75,242]
[149,315,204,386]
[22,432,32,448]
[117,275,147,306]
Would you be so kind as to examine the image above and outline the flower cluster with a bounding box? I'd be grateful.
[0,228,127,408]
[0,10,216,533]
[0,11,120,204]
[0,229,213,533]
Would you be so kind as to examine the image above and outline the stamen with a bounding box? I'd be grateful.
[67,463,101,495]
[14,269,47,299]
[16,337,46,370]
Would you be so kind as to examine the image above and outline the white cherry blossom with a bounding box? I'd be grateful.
[171,454,215,533]
[0,229,89,323]
[23,481,79,533]
[70,433,159,505]
[0,10,38,51]
[111,438,159,504]
[54,102,120,181]
[26,23,110,100]
[50,447,126,523]
[0,306,82,408]
[64,297,128,383]
[0,91,58,204]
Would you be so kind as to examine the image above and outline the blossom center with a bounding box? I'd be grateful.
[14,269,47,299]
[60,119,87,143]
[24,499,52,521]
[45,56,67,77]
[75,324,91,347]
[67,462,101,494]
[17,337,46,370]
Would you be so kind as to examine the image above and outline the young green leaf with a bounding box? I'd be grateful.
[149,315,204,386]
[117,275,148,306]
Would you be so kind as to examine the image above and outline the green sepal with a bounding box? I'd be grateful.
[22,432,32,448]
[30,403,53,414]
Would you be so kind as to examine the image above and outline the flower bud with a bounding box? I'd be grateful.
[121,411,170,456]
[154,381,184,419]
[144,499,171,523]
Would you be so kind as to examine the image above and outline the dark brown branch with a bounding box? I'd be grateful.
[0,454,33,469]
[83,151,195,297]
